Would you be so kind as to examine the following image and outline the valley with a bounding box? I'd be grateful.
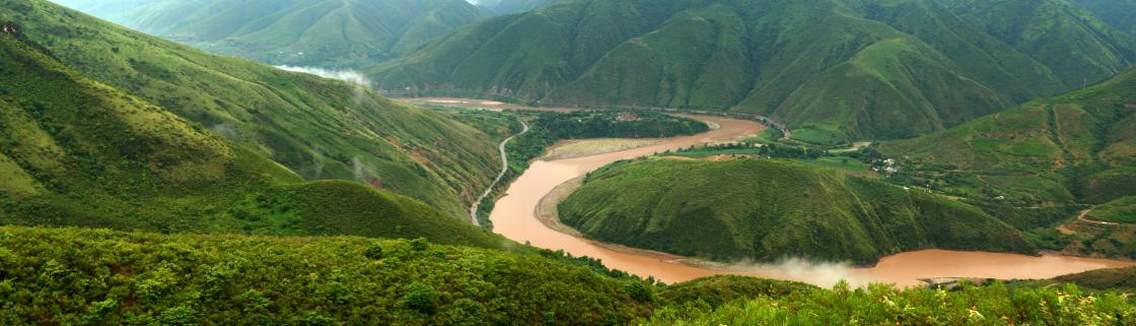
[439,103,1133,286]
[7,0,1136,323]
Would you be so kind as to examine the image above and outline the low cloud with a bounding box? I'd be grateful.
[275,65,373,88]
[720,257,871,288]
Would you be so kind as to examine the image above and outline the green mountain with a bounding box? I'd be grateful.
[371,0,1135,144]
[881,66,1136,206]
[4,0,501,219]
[475,0,552,15]
[0,27,502,247]
[1070,0,1136,37]
[51,0,487,68]
[879,66,1136,258]
[558,159,1032,264]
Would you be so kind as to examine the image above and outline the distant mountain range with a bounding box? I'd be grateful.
[51,0,489,68]
[370,0,1136,143]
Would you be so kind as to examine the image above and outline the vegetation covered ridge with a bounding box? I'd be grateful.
[1,0,502,219]
[558,158,1032,264]
[371,0,1136,144]
[0,17,504,248]
[50,0,488,68]
[880,65,1136,259]
[2,225,1134,325]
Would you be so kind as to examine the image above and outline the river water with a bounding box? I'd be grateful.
[487,115,1132,286]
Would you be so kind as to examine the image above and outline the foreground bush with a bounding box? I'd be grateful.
[648,282,1136,325]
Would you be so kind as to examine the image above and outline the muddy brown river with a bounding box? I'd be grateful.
[486,114,1132,287]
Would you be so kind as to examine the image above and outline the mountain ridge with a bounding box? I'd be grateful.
[371,0,1136,144]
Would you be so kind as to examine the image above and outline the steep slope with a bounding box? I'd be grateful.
[881,67,1136,205]
[558,159,1032,264]
[476,0,553,15]
[935,0,1136,87]
[4,0,500,219]
[0,30,502,247]
[1070,0,1136,36]
[372,0,1136,144]
[51,0,486,68]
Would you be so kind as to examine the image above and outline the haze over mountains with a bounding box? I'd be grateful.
[51,0,489,67]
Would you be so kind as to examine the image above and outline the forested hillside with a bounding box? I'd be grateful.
[2,226,1132,325]
[51,0,487,68]
[880,66,1136,258]
[882,67,1136,206]
[1068,0,1136,37]
[475,0,552,15]
[371,0,1136,144]
[4,0,501,218]
[559,159,1032,264]
[0,26,503,247]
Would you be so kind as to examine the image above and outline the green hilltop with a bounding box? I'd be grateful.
[881,66,1136,206]
[880,65,1136,258]
[0,20,502,248]
[51,0,487,68]
[558,159,1032,264]
[3,0,502,219]
[370,0,1135,144]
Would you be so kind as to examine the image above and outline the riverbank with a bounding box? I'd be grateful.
[469,121,529,225]
[489,113,1134,287]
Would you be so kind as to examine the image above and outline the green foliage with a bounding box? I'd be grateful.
[403,282,440,314]
[371,0,1136,142]
[0,226,657,325]
[477,0,552,15]
[0,226,1133,324]
[1071,0,1136,36]
[1091,196,1136,224]
[1,0,502,219]
[881,66,1136,259]
[364,243,385,260]
[52,0,488,68]
[0,9,505,249]
[560,159,1033,264]
[646,282,1136,325]
[1051,266,1136,291]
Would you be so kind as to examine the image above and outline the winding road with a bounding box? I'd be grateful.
[469,120,530,225]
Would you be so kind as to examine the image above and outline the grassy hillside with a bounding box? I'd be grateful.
[1,226,1130,324]
[879,66,1136,258]
[476,0,552,15]
[51,0,487,68]
[1052,266,1136,291]
[881,67,1136,206]
[372,0,1135,143]
[0,24,503,248]
[935,0,1136,88]
[4,0,501,219]
[1089,196,1136,224]
[1071,0,1136,36]
[559,159,1032,264]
